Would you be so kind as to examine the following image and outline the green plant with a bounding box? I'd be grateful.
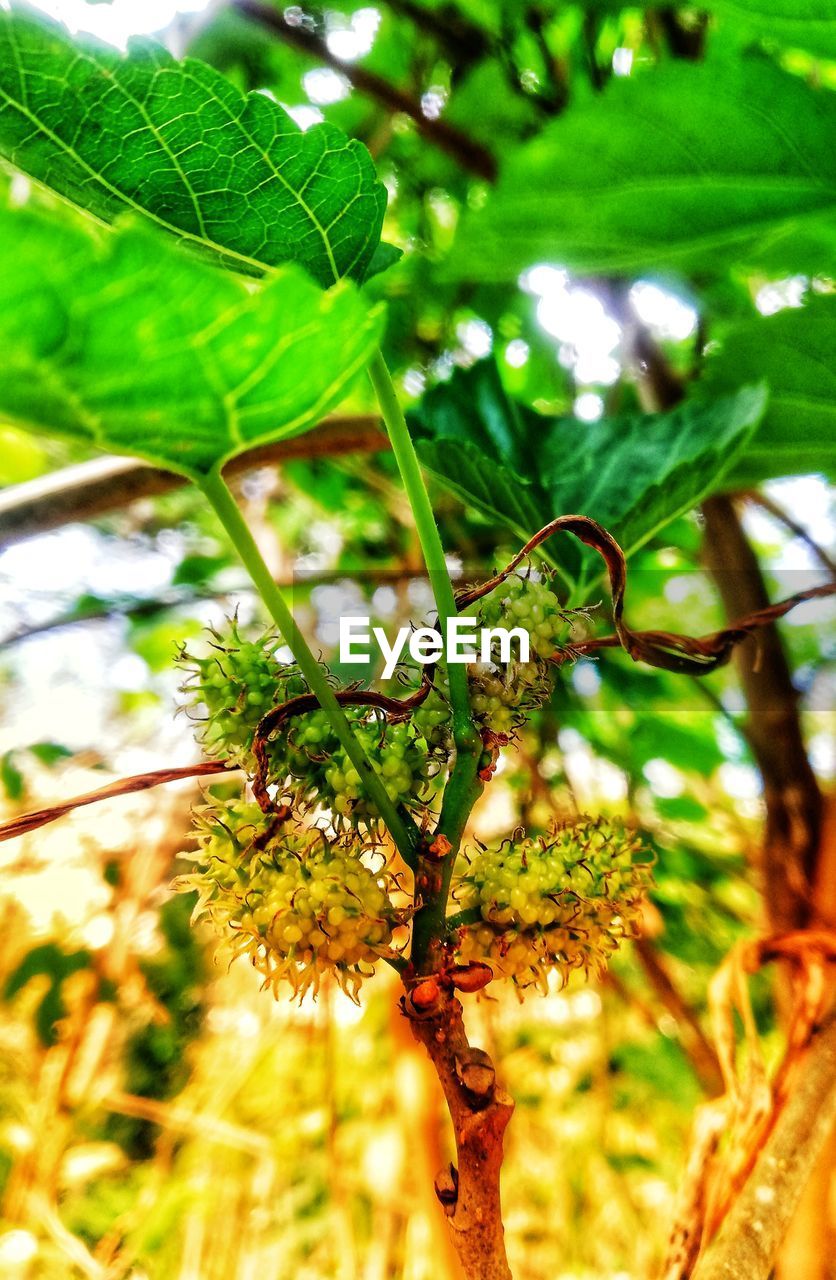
[0,5,834,1278]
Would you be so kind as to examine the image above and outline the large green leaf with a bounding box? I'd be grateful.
[710,1,836,59]
[410,362,765,574]
[0,207,384,479]
[699,297,836,483]
[450,55,836,281]
[0,4,386,287]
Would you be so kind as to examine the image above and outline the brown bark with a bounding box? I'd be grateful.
[390,1000,466,1280]
[0,415,386,548]
[777,1127,836,1280]
[408,993,515,1280]
[701,495,824,934]
[691,1015,836,1280]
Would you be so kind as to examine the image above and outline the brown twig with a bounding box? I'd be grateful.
[0,762,234,843]
[633,937,723,1095]
[0,416,386,548]
[743,489,836,581]
[407,990,514,1280]
[456,512,836,676]
[564,582,836,670]
[231,1,498,181]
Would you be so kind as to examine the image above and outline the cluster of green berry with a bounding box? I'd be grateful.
[479,569,570,661]
[177,621,303,767]
[323,720,432,819]
[451,817,652,992]
[264,706,435,824]
[410,566,568,746]
[178,622,434,825]
[174,589,644,1004]
[175,800,406,1001]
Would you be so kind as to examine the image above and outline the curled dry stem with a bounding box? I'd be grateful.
[457,513,836,676]
[250,513,835,811]
[4,515,832,844]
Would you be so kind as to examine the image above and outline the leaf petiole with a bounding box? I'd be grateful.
[198,468,420,864]
[367,350,477,756]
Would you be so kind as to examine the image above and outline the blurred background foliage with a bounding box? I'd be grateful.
[0,0,834,1277]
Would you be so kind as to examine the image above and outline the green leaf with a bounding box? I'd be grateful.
[1,750,24,801]
[417,436,546,547]
[0,4,387,287]
[699,296,836,482]
[0,424,49,485]
[710,1,836,59]
[410,361,765,573]
[171,554,228,587]
[450,55,836,281]
[0,206,385,479]
[27,742,75,767]
[363,241,404,282]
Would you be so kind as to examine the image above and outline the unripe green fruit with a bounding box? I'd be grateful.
[413,685,453,753]
[412,569,562,741]
[266,707,341,805]
[321,719,433,822]
[478,568,567,662]
[467,660,550,737]
[177,621,303,766]
[452,816,652,992]
[174,800,404,1001]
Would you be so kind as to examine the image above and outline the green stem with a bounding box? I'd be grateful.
[368,349,477,754]
[199,468,419,864]
[444,906,483,934]
[366,353,487,970]
[411,751,483,972]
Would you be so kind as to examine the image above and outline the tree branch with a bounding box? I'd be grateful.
[408,991,514,1280]
[0,762,235,843]
[230,0,496,181]
[0,416,386,548]
[618,294,826,935]
[692,1014,836,1280]
[702,494,824,932]
[633,937,723,1095]
[231,1,498,180]
[384,0,491,67]
[742,489,836,581]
